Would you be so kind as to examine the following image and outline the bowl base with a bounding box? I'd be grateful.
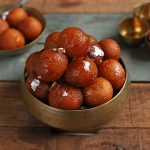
[51,127,98,136]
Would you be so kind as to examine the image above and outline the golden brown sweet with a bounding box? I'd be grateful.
[58,27,95,58]
[17,16,42,41]
[48,83,83,110]
[0,28,25,50]
[65,57,98,87]
[98,38,121,60]
[6,7,28,27]
[44,32,61,49]
[0,18,9,34]
[25,51,41,74]
[35,49,68,82]
[83,77,113,107]
[25,73,50,101]
[98,59,125,90]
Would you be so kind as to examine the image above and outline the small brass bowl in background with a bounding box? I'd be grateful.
[118,17,149,46]
[21,60,130,132]
[134,3,150,24]
[0,7,46,56]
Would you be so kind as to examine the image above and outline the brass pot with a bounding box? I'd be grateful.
[118,17,149,46]
[0,7,46,56]
[21,59,130,132]
[134,3,150,24]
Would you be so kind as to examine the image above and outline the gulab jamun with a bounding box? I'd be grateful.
[25,51,41,74]
[65,57,98,87]
[88,44,104,66]
[25,73,50,101]
[0,28,25,50]
[98,38,120,60]
[98,59,125,90]
[48,83,83,110]
[0,18,9,34]
[35,49,68,82]
[44,32,61,49]
[58,27,94,58]
[6,7,28,27]
[83,77,113,107]
[17,16,42,41]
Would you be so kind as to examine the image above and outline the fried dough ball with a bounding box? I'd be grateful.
[44,32,61,49]
[58,27,95,58]
[35,49,68,82]
[25,51,41,74]
[17,16,42,41]
[98,59,125,90]
[0,18,9,34]
[48,83,83,110]
[83,77,113,107]
[98,38,120,60]
[0,28,25,50]
[65,57,98,87]
[25,73,50,101]
[88,44,104,66]
[6,7,28,27]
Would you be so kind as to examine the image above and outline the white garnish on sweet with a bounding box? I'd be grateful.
[83,61,90,71]
[31,79,40,91]
[52,48,57,51]
[58,47,66,53]
[91,45,104,57]
[62,91,68,97]
[38,76,42,79]
[115,65,120,76]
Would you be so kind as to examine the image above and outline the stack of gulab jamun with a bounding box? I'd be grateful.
[25,27,126,110]
[0,7,43,51]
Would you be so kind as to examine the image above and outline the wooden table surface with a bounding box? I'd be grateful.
[0,0,150,150]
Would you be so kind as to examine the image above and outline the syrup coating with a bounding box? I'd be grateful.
[6,7,28,27]
[83,77,113,107]
[58,27,95,58]
[35,49,68,82]
[98,38,120,60]
[0,28,25,50]
[25,73,50,101]
[98,59,125,90]
[48,83,83,110]
[65,57,98,87]
[17,16,42,40]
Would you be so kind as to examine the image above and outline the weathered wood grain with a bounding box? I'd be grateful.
[0,127,150,150]
[0,0,149,13]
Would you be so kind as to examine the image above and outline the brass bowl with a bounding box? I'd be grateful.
[118,17,149,46]
[134,3,150,24]
[21,59,130,132]
[0,7,46,56]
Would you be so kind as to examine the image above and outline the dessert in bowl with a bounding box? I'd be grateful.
[21,27,130,132]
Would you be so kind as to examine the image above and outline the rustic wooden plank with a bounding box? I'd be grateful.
[0,0,149,13]
[0,82,150,129]
[0,127,47,150]
[0,127,149,150]
[25,0,150,13]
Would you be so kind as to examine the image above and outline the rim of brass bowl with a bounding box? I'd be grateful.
[133,3,150,20]
[118,17,149,46]
[21,59,130,132]
[0,7,46,56]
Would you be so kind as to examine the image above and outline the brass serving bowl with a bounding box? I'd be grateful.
[134,3,150,24]
[21,59,130,132]
[0,7,46,56]
[118,17,149,46]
